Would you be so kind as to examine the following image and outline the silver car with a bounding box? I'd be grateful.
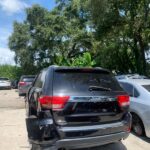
[119,79,150,137]
[0,77,11,89]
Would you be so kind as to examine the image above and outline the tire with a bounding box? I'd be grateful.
[132,114,145,136]
[31,144,56,150]
[31,144,42,150]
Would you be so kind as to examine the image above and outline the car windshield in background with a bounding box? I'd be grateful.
[23,78,35,82]
[0,78,9,81]
[142,85,150,92]
[54,71,123,93]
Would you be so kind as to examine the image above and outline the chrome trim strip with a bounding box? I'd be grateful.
[68,96,117,102]
[58,122,124,132]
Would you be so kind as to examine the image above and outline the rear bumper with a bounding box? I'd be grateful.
[18,86,29,96]
[27,113,132,149]
[19,92,26,96]
[18,89,27,96]
[33,132,129,150]
[0,86,11,89]
[143,120,150,138]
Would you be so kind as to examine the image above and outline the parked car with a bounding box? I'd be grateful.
[0,77,11,90]
[116,74,149,80]
[26,66,131,150]
[11,80,18,89]
[119,79,150,137]
[18,75,35,96]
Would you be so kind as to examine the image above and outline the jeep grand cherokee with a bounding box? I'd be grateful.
[26,66,131,150]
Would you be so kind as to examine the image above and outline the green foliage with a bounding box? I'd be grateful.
[0,65,22,80]
[9,3,92,73]
[9,0,150,75]
[71,52,95,67]
[90,0,150,74]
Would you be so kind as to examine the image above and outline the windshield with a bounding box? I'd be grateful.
[53,71,123,94]
[0,78,9,81]
[23,77,35,82]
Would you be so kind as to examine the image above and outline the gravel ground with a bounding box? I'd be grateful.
[0,89,150,150]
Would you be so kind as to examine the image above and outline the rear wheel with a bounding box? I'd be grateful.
[31,144,56,150]
[31,144,41,150]
[132,114,145,136]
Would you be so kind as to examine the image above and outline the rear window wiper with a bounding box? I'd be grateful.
[88,86,112,91]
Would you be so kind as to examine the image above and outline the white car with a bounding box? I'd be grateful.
[119,79,150,137]
[116,74,148,80]
[0,77,11,89]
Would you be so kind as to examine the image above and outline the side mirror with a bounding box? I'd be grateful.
[34,88,42,100]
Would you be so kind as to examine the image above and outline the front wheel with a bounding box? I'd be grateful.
[132,114,145,136]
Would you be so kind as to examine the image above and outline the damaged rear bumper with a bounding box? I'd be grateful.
[26,113,131,149]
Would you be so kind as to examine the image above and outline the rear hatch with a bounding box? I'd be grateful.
[0,78,10,86]
[51,68,128,138]
[19,76,35,89]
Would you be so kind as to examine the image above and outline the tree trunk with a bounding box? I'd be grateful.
[137,33,147,75]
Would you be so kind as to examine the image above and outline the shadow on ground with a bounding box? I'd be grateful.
[73,142,127,150]
[131,132,150,143]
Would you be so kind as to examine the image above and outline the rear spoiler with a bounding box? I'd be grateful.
[54,67,110,74]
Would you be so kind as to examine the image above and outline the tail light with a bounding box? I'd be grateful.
[19,81,26,86]
[117,95,130,107]
[38,96,70,110]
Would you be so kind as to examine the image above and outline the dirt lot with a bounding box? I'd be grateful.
[0,89,150,150]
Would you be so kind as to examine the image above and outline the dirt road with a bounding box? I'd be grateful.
[0,89,150,150]
[0,89,29,150]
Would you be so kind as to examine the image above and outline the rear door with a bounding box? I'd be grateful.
[0,78,10,87]
[52,68,126,127]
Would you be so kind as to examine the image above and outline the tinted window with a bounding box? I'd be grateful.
[34,73,43,88]
[34,71,46,88]
[120,82,133,96]
[142,85,150,92]
[134,88,140,97]
[53,71,123,94]
[120,82,139,97]
[0,78,9,81]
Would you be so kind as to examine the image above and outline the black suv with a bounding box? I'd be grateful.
[26,66,131,150]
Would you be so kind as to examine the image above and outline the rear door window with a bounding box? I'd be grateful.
[120,82,139,97]
[142,85,150,92]
[120,82,133,96]
[53,70,123,94]
[34,70,47,88]
[34,73,43,88]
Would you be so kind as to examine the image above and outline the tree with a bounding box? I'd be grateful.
[0,65,22,80]
[9,3,93,72]
[90,0,150,74]
[9,0,150,75]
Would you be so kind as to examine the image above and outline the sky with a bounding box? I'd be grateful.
[0,0,56,65]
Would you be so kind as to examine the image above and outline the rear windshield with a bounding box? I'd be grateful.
[53,71,123,93]
[23,77,35,82]
[0,78,9,81]
[142,85,150,92]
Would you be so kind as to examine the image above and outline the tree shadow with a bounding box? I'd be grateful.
[131,132,150,143]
